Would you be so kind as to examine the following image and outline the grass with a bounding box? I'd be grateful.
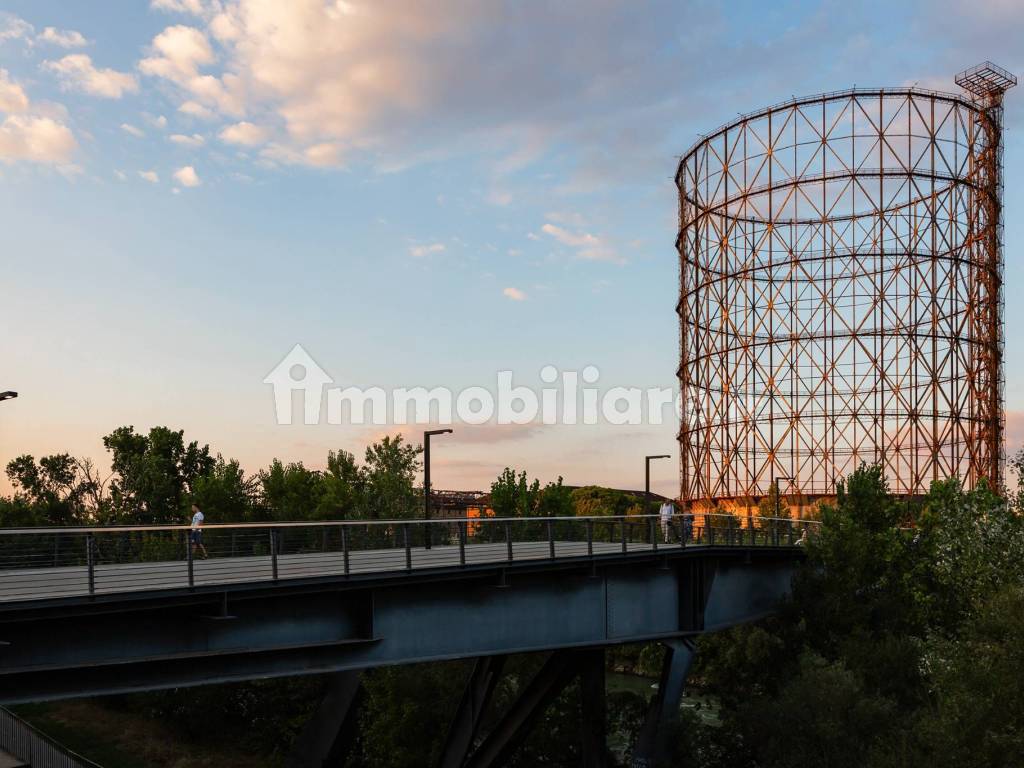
[12,701,278,768]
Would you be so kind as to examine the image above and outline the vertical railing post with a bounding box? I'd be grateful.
[650,518,658,551]
[86,533,95,595]
[186,529,194,588]
[270,528,279,581]
[677,520,685,549]
[404,523,412,571]
[547,519,555,559]
[341,525,350,575]
[620,517,627,554]
[708,521,715,546]
[787,520,794,546]
[505,521,513,562]
[459,520,467,566]
[586,519,594,558]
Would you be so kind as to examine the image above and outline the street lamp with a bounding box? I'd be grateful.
[771,475,794,518]
[0,392,17,402]
[644,454,671,517]
[423,428,453,549]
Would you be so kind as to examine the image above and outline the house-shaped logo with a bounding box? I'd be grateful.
[263,344,334,424]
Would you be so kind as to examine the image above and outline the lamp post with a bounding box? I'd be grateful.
[771,474,794,519]
[644,454,671,518]
[423,428,453,549]
[0,392,17,402]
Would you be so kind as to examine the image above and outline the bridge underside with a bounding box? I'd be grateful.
[0,546,798,704]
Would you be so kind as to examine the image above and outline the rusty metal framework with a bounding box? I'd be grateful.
[677,64,1015,507]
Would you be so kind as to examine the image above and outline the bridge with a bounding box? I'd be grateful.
[0,513,815,767]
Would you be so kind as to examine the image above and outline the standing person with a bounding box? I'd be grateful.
[659,501,675,542]
[681,508,694,543]
[190,504,208,559]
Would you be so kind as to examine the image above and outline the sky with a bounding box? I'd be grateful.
[2,0,1024,500]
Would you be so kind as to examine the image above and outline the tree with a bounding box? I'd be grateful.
[316,449,363,520]
[191,455,259,523]
[258,460,324,521]
[103,426,214,524]
[361,435,421,521]
[5,453,102,526]
[490,468,541,518]
[569,486,637,518]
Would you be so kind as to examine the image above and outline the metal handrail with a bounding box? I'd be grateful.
[0,513,818,537]
[0,706,102,768]
[0,514,818,604]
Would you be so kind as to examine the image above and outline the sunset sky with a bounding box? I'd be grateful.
[2,0,1024,499]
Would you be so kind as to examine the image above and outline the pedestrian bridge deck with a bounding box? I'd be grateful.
[0,514,811,607]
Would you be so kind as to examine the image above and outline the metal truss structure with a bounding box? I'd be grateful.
[677,63,1015,508]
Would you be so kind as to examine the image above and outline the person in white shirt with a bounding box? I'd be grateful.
[659,502,675,542]
[190,504,208,559]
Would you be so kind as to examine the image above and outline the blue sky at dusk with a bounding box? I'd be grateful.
[2,0,1024,498]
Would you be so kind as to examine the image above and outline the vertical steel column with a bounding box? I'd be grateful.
[86,534,95,596]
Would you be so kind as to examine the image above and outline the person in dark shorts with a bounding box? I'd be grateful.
[190,504,208,559]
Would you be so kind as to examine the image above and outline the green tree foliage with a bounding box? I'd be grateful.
[570,486,641,518]
[191,455,259,523]
[360,434,421,520]
[691,461,1024,768]
[4,453,102,525]
[258,459,325,521]
[490,467,542,518]
[102,426,214,524]
[317,449,363,520]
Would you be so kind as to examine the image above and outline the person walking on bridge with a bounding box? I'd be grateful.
[190,504,208,559]
[659,501,675,543]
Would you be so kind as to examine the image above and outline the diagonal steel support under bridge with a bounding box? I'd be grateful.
[632,638,697,767]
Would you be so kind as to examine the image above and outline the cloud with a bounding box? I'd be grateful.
[139,25,242,115]
[545,211,587,227]
[0,70,29,113]
[139,25,215,82]
[121,123,145,137]
[145,113,168,129]
[150,0,213,16]
[0,68,76,167]
[139,170,159,183]
[0,115,76,165]
[541,223,622,264]
[0,13,32,44]
[503,287,527,301]
[218,120,266,146]
[170,132,204,146]
[125,1,712,171]
[173,164,201,186]
[178,100,214,119]
[43,54,138,98]
[409,242,446,258]
[38,27,89,48]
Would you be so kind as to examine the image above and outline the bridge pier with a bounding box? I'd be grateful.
[441,655,507,768]
[284,670,363,768]
[579,648,608,768]
[463,649,582,768]
[631,638,696,768]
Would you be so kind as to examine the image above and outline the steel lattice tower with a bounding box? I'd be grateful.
[676,63,1015,509]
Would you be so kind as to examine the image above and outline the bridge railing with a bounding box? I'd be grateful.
[0,706,102,768]
[0,514,819,603]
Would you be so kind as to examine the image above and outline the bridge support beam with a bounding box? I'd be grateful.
[579,648,608,768]
[441,654,507,768]
[632,638,696,768]
[464,649,580,768]
[284,670,363,768]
